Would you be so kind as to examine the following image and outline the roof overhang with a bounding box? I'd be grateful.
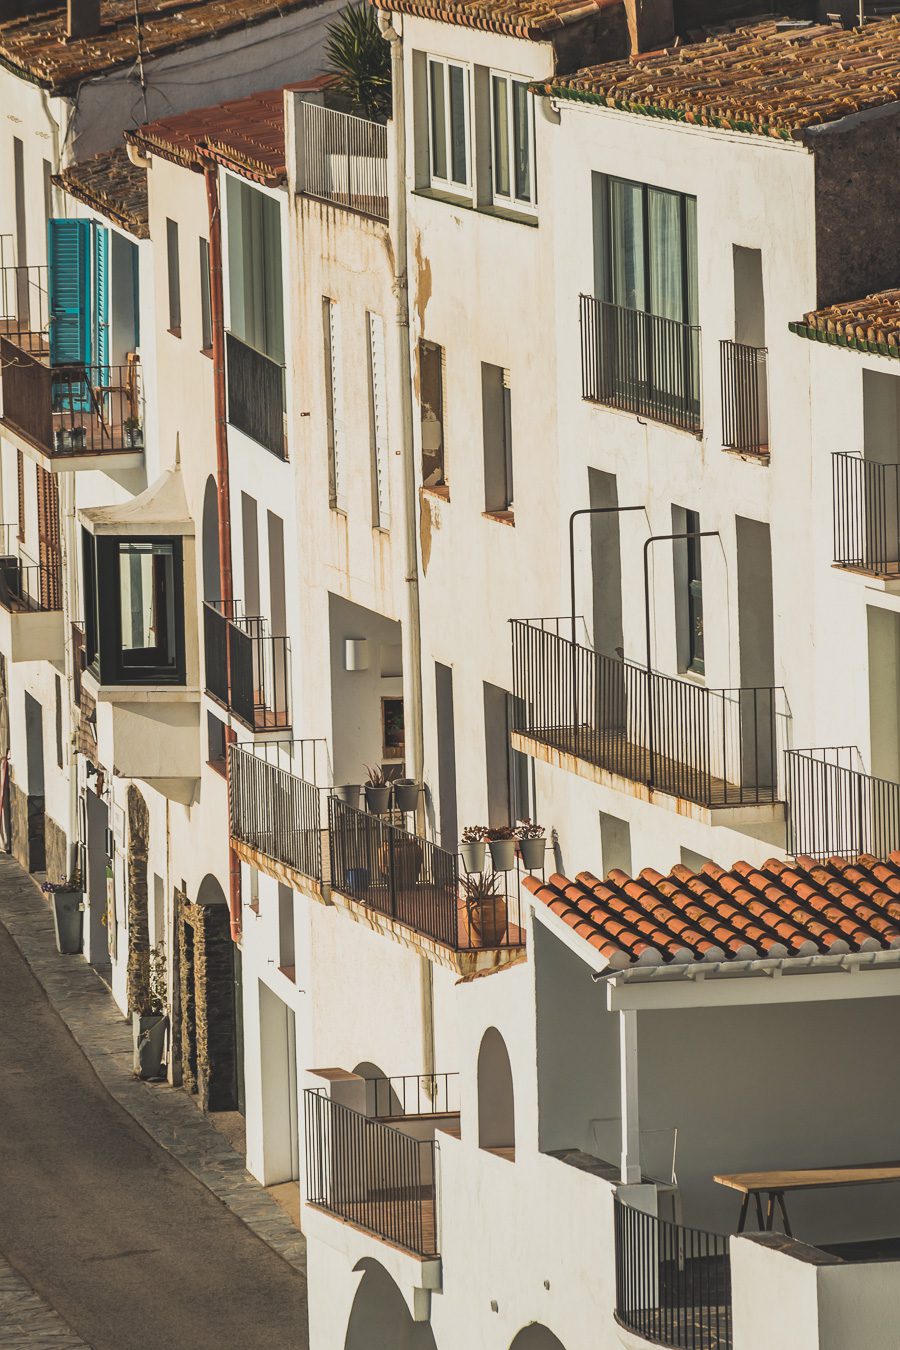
[80,467,194,538]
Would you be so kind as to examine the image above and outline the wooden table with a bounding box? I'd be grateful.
[714,1165,900,1238]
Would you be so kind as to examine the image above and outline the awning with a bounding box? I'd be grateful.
[80,466,194,538]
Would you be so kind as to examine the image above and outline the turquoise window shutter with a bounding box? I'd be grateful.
[48,218,91,367]
[92,223,109,374]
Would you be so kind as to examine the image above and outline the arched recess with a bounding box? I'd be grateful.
[353,1061,397,1117]
[509,1325,568,1350]
[477,1026,515,1158]
[344,1259,438,1350]
[176,874,240,1113]
[201,474,220,604]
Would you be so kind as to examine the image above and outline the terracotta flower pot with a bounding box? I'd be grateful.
[468,896,509,947]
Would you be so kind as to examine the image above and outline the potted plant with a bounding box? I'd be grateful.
[132,942,168,1081]
[54,425,86,453]
[123,415,143,448]
[459,825,487,873]
[516,820,546,870]
[333,783,362,808]
[487,825,517,871]
[463,869,508,948]
[41,876,83,955]
[392,778,419,813]
[364,764,391,814]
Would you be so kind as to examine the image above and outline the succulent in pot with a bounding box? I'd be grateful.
[364,764,391,814]
[462,869,508,948]
[486,825,517,872]
[459,825,488,873]
[42,874,83,955]
[392,778,419,813]
[516,820,546,871]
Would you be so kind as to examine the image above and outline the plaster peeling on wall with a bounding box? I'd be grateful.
[413,230,432,333]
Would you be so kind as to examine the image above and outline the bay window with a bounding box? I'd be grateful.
[83,529,185,685]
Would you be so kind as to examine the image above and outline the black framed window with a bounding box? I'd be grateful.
[601,175,698,326]
[82,530,185,685]
[685,508,704,675]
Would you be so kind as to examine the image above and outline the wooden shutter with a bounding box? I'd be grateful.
[48,218,91,367]
[368,311,390,528]
[36,464,61,610]
[324,299,346,511]
[16,450,24,543]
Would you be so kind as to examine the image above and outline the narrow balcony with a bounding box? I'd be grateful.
[579,294,701,434]
[832,451,900,582]
[0,340,143,469]
[0,262,49,358]
[720,339,768,458]
[786,746,900,859]
[295,99,388,222]
[225,332,286,459]
[511,618,787,827]
[228,738,328,888]
[615,1199,732,1350]
[203,601,290,732]
[0,525,65,662]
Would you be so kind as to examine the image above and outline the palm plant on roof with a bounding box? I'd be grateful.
[324,3,392,122]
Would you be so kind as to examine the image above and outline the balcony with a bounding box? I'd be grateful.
[0,341,143,470]
[786,746,900,859]
[511,619,787,827]
[832,451,900,582]
[615,1200,732,1350]
[0,262,49,358]
[579,295,701,434]
[203,601,290,732]
[225,332,285,459]
[295,99,388,222]
[228,739,327,888]
[0,524,64,663]
[720,339,768,458]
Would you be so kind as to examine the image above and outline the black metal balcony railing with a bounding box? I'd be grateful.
[580,295,701,433]
[614,1200,732,1350]
[0,525,61,614]
[203,601,290,732]
[367,1073,460,1119]
[720,339,767,456]
[0,341,142,458]
[786,746,900,860]
[228,740,324,882]
[296,100,389,222]
[305,1088,438,1257]
[0,264,48,353]
[226,332,286,459]
[328,796,523,951]
[511,619,785,810]
[832,451,900,577]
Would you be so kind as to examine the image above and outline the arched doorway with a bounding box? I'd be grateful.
[175,874,240,1114]
[344,1260,438,1350]
[509,1325,568,1350]
[477,1026,515,1159]
[201,474,220,603]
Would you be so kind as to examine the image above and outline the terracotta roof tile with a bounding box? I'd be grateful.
[790,289,900,360]
[525,853,900,968]
[371,0,620,40]
[54,147,148,239]
[544,18,900,139]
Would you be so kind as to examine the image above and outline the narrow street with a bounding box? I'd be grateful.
[0,908,307,1350]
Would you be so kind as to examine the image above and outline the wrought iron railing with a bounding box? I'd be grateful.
[296,100,389,222]
[0,525,61,613]
[580,295,701,433]
[366,1073,460,1118]
[0,264,48,352]
[0,341,142,457]
[832,451,900,577]
[226,332,286,459]
[614,1199,732,1350]
[228,739,326,882]
[305,1088,438,1256]
[203,601,290,731]
[328,796,522,951]
[720,339,767,456]
[786,746,900,859]
[511,619,787,809]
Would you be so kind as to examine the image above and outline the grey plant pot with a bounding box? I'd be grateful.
[333,784,361,808]
[459,840,486,873]
[393,780,419,813]
[488,838,517,871]
[365,784,391,814]
[133,1012,168,1079]
[518,836,546,870]
[51,890,83,955]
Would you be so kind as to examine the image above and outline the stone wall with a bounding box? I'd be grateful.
[44,814,67,884]
[176,892,237,1113]
[125,785,151,1014]
[9,775,45,873]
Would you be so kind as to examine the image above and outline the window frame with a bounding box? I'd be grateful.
[601,174,698,328]
[426,55,473,197]
[84,530,186,686]
[166,218,181,337]
[199,236,213,355]
[489,71,537,213]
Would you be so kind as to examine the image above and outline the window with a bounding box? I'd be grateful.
[367,311,390,528]
[482,362,513,515]
[54,672,63,769]
[323,298,346,510]
[16,450,25,543]
[14,137,26,266]
[207,710,226,776]
[118,541,177,672]
[83,529,185,685]
[419,340,445,489]
[226,177,284,364]
[600,176,697,326]
[199,237,212,353]
[490,73,535,210]
[673,506,704,676]
[428,57,471,192]
[166,218,181,336]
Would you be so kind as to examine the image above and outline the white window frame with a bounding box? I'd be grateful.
[489,71,537,213]
[426,56,472,196]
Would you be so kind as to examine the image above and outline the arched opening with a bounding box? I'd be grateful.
[344,1259,438,1350]
[509,1325,568,1350]
[201,474,220,604]
[353,1061,397,1117]
[176,875,242,1118]
[477,1026,515,1159]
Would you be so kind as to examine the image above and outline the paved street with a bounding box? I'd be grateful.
[0,875,307,1350]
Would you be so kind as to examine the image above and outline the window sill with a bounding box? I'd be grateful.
[200,346,214,360]
[482,509,515,527]
[168,326,182,340]
[722,444,770,464]
[207,756,227,779]
[413,187,538,227]
[421,484,450,502]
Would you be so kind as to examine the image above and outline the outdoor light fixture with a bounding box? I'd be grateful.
[344,638,369,671]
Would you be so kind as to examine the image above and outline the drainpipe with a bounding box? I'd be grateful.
[380,10,434,1083]
[204,161,241,941]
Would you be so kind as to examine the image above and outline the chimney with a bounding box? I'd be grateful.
[625,0,675,54]
[66,0,101,38]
